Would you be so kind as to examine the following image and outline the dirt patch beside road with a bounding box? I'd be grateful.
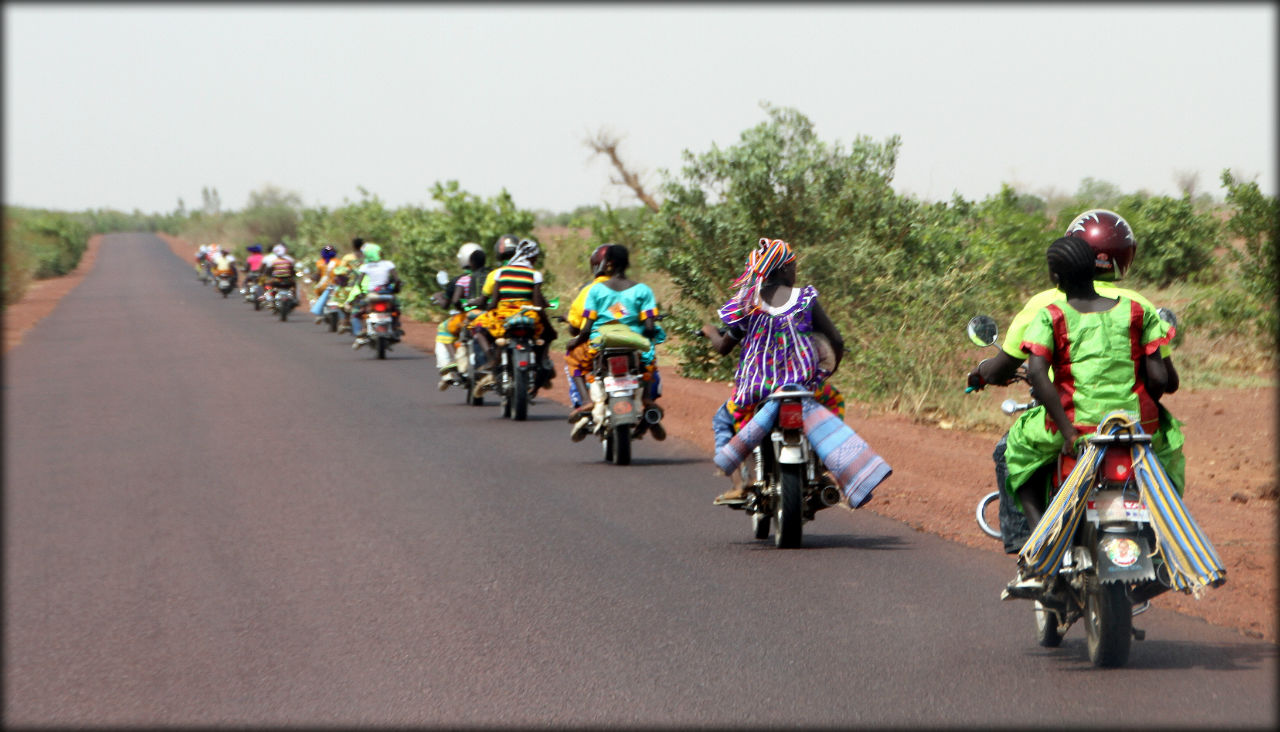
[3,234,104,354]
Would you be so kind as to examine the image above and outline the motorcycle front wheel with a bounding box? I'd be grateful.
[775,464,804,548]
[1034,600,1063,647]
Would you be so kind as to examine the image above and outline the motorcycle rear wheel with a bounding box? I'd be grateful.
[775,464,804,548]
[512,367,528,420]
[611,425,631,465]
[377,337,387,360]
[327,312,338,332]
[1086,579,1132,667]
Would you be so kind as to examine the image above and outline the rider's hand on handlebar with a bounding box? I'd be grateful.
[1061,426,1082,456]
[965,368,986,393]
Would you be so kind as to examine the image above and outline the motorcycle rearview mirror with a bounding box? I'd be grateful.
[967,315,999,348]
[1156,306,1178,331]
[1000,398,1023,416]
[435,270,450,287]
[546,298,560,310]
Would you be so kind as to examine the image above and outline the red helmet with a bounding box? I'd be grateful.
[1064,209,1136,281]
[588,244,610,274]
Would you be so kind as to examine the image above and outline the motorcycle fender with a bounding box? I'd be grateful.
[1094,531,1155,584]
[608,394,639,426]
[777,445,806,464]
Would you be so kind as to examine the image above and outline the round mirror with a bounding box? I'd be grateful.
[1000,398,1021,416]
[967,315,999,347]
[1156,306,1178,331]
[435,270,450,287]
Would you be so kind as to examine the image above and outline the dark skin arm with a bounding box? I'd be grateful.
[701,323,741,355]
[967,349,1026,391]
[810,300,845,371]
[1026,353,1078,455]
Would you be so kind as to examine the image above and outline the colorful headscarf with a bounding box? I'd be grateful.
[508,238,541,268]
[726,238,795,315]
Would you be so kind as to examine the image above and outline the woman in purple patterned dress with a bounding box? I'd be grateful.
[701,238,845,504]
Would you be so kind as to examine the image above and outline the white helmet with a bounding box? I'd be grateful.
[272,244,287,256]
[457,242,482,269]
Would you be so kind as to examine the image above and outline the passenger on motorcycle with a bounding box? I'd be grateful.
[309,245,340,322]
[563,244,667,441]
[348,242,403,349]
[332,249,361,333]
[966,209,1182,553]
[261,244,298,299]
[244,243,265,278]
[211,245,238,286]
[1002,236,1174,593]
[700,238,846,505]
[470,237,558,394]
[564,245,612,415]
[433,242,488,389]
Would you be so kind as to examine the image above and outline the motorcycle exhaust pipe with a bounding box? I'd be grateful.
[819,484,842,507]
[643,407,663,425]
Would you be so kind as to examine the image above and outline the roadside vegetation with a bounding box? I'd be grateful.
[7,104,1274,428]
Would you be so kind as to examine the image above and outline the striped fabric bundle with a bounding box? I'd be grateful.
[1018,410,1227,595]
[713,397,892,509]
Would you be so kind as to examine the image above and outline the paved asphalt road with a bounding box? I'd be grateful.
[5,234,1276,727]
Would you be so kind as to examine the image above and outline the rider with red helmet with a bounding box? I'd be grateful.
[967,209,1182,555]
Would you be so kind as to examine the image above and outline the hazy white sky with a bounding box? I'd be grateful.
[4,3,1275,215]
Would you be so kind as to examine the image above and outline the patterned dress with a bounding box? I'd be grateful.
[718,284,841,429]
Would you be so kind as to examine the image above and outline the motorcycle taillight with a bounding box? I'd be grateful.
[372,302,388,312]
[608,356,629,376]
[1101,449,1133,483]
[778,402,804,430]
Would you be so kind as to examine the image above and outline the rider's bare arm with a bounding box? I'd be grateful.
[810,300,844,369]
[701,324,740,355]
[970,350,1025,390]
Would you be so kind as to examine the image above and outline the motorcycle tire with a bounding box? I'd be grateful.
[327,312,338,332]
[775,464,804,548]
[280,307,289,322]
[512,367,528,421]
[752,511,770,540]
[466,348,484,406]
[1034,600,1063,648]
[501,372,513,418]
[222,290,229,298]
[611,425,631,465]
[602,431,614,462]
[977,491,1002,540]
[377,337,387,360]
[1086,577,1132,667]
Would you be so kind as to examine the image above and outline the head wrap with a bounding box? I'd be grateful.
[508,238,541,268]
[247,244,263,254]
[272,244,287,256]
[361,243,382,262]
[726,238,795,314]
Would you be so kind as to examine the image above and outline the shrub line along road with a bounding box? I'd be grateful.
[4,234,1276,726]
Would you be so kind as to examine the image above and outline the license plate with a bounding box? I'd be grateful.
[604,375,639,392]
[367,314,391,323]
[1086,495,1151,522]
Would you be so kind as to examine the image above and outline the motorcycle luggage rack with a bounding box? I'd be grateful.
[1087,433,1152,445]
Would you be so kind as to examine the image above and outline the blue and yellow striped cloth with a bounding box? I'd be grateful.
[1018,410,1226,595]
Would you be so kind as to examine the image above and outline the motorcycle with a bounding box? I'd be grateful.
[273,285,298,321]
[576,329,664,466]
[729,385,843,548]
[965,312,1223,667]
[215,271,235,298]
[493,303,555,421]
[241,272,264,310]
[433,271,487,405]
[359,288,401,359]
